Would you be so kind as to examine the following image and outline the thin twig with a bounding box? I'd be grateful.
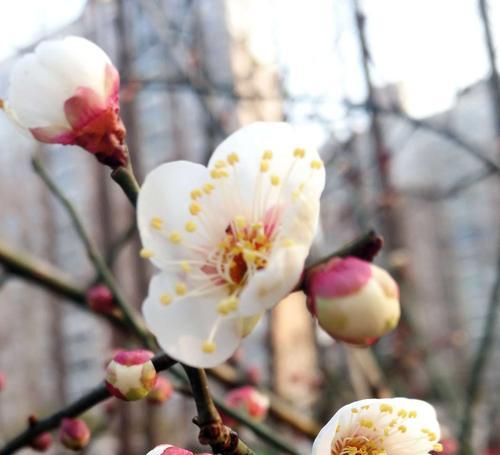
[32,156,150,346]
[110,161,141,207]
[0,354,176,455]
[458,244,500,454]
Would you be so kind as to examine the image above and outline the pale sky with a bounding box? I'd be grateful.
[0,0,498,147]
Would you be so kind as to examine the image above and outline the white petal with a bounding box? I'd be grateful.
[208,122,325,216]
[8,36,111,128]
[137,161,224,269]
[146,445,172,455]
[238,244,309,317]
[143,272,243,368]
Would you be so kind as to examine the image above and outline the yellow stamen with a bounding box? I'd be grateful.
[140,248,154,259]
[311,159,323,169]
[150,217,164,230]
[190,202,202,215]
[260,161,269,172]
[203,183,214,194]
[270,174,280,186]
[160,293,172,305]
[215,159,227,169]
[293,147,305,158]
[180,261,191,273]
[262,150,273,160]
[185,220,197,232]
[202,340,216,353]
[227,152,239,165]
[169,231,182,244]
[191,189,203,200]
[175,282,187,296]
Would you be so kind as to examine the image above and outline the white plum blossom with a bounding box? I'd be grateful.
[138,122,325,367]
[2,36,126,167]
[313,398,443,455]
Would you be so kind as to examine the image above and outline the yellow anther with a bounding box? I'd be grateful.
[361,405,370,410]
[262,150,273,160]
[398,425,407,433]
[202,340,216,353]
[260,161,269,172]
[185,220,197,232]
[180,261,191,273]
[293,147,306,158]
[384,427,390,437]
[428,432,437,442]
[190,202,202,215]
[360,419,373,429]
[234,216,246,229]
[421,428,430,434]
[351,408,359,414]
[380,404,393,413]
[215,159,227,169]
[169,231,182,244]
[175,282,187,296]
[282,238,294,247]
[252,222,263,231]
[150,217,164,230]
[160,293,172,305]
[243,250,257,264]
[270,174,281,186]
[432,443,443,452]
[140,248,154,259]
[191,189,203,200]
[409,410,417,418]
[311,159,323,169]
[398,409,408,418]
[203,183,215,194]
[217,301,230,315]
[227,152,239,165]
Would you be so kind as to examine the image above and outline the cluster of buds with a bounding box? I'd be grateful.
[105,350,157,401]
[304,256,400,346]
[59,418,91,451]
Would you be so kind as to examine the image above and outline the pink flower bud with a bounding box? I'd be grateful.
[224,386,269,421]
[4,37,127,168]
[0,372,6,391]
[305,256,400,346]
[105,349,157,401]
[59,418,90,451]
[29,433,53,452]
[146,445,207,455]
[147,376,173,405]
[86,284,115,314]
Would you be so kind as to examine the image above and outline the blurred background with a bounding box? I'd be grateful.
[0,0,499,454]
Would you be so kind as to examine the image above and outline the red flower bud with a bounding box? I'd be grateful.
[86,284,115,314]
[146,445,212,455]
[147,376,173,405]
[224,386,269,425]
[0,372,6,391]
[29,432,53,452]
[59,418,91,451]
[305,256,400,346]
[105,349,157,401]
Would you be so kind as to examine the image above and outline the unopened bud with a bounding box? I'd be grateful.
[86,284,115,314]
[146,445,210,455]
[225,386,269,421]
[29,433,53,452]
[147,376,173,405]
[105,349,157,401]
[305,256,400,346]
[0,372,6,391]
[59,417,90,451]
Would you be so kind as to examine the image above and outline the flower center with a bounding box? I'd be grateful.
[333,436,386,455]
[215,217,273,290]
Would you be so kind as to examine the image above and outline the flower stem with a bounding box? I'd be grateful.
[110,160,140,206]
